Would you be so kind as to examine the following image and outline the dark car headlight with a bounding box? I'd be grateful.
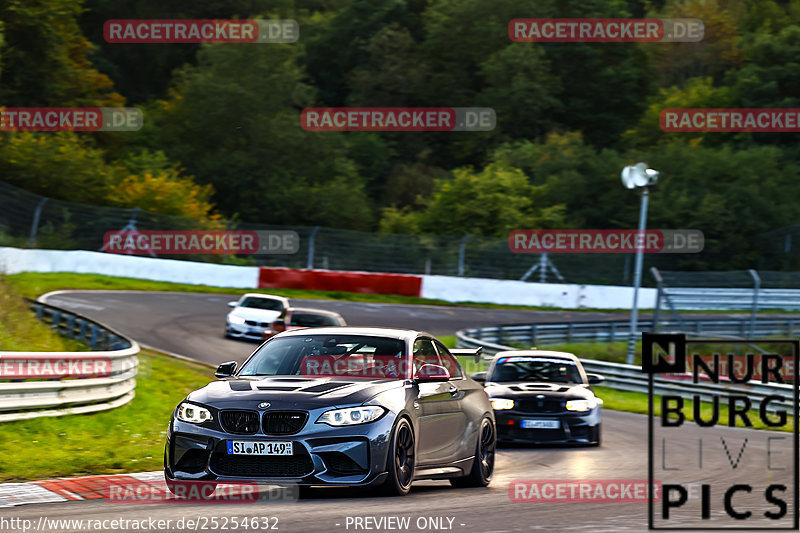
[317,406,385,426]
[176,402,213,424]
[565,399,598,412]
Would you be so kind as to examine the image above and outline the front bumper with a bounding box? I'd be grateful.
[165,413,395,487]
[494,409,601,444]
[226,322,269,341]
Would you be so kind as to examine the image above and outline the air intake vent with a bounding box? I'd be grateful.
[220,410,259,434]
[262,411,308,435]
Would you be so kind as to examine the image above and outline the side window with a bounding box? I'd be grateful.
[434,340,464,379]
[412,338,441,375]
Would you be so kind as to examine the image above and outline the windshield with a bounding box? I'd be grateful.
[238,334,407,379]
[290,313,341,327]
[239,297,284,311]
[490,356,583,384]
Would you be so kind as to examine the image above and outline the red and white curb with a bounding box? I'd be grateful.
[0,471,162,507]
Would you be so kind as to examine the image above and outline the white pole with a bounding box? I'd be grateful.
[626,187,649,364]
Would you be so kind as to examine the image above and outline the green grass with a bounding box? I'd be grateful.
[0,349,215,481]
[5,272,595,311]
[0,275,86,352]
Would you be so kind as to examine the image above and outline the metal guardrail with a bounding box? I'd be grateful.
[457,317,800,348]
[0,300,140,422]
[456,320,795,414]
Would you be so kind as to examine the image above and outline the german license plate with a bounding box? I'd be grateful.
[521,419,560,429]
[227,441,292,455]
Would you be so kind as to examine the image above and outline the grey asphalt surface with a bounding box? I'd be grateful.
[2,291,793,532]
[40,291,628,366]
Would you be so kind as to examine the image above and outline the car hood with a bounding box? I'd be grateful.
[187,377,406,409]
[485,381,594,400]
[228,308,281,322]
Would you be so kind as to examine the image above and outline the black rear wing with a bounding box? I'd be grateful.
[450,347,483,363]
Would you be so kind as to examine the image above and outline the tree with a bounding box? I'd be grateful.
[0,0,122,106]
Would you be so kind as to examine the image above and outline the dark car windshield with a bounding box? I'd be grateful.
[239,297,284,311]
[290,313,341,327]
[238,334,406,379]
[490,356,583,384]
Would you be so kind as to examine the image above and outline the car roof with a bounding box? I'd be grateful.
[276,326,427,341]
[492,350,580,363]
[285,307,343,318]
[239,292,289,302]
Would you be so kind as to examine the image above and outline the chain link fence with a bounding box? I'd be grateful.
[0,180,782,286]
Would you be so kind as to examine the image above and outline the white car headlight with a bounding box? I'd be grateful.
[491,398,515,410]
[565,399,597,412]
[177,402,213,423]
[317,406,385,426]
[228,314,246,325]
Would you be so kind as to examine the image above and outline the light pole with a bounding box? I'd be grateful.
[621,163,659,365]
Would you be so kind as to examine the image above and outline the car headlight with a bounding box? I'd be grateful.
[317,406,385,426]
[228,314,246,325]
[565,399,597,412]
[176,402,213,423]
[490,398,515,410]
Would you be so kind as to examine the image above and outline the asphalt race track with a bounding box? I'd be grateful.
[2,291,793,532]
[40,291,627,366]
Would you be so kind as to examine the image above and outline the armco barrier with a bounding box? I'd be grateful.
[258,267,423,296]
[0,300,139,422]
[456,321,795,413]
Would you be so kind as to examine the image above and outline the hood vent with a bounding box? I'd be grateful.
[256,386,301,391]
[228,382,252,391]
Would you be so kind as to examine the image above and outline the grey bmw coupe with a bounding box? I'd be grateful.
[164,327,495,495]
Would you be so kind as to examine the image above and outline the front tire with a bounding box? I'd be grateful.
[450,417,495,488]
[379,418,415,496]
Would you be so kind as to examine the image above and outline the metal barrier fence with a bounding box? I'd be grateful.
[456,320,795,413]
[0,180,691,284]
[457,317,800,348]
[0,300,140,422]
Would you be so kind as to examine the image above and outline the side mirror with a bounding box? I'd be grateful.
[215,361,237,378]
[587,373,604,385]
[416,364,451,382]
[227,301,238,308]
[470,371,487,385]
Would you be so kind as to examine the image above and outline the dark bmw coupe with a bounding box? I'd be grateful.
[165,327,495,495]
[473,350,604,446]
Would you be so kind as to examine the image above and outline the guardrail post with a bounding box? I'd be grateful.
[89,325,99,350]
[307,226,320,269]
[748,269,760,339]
[78,319,87,342]
[65,315,75,338]
[531,325,538,346]
[35,304,44,320]
[51,311,61,332]
[790,320,795,337]
[696,322,702,335]
[609,323,616,342]
[650,267,662,332]
[457,235,470,277]
[567,323,574,342]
